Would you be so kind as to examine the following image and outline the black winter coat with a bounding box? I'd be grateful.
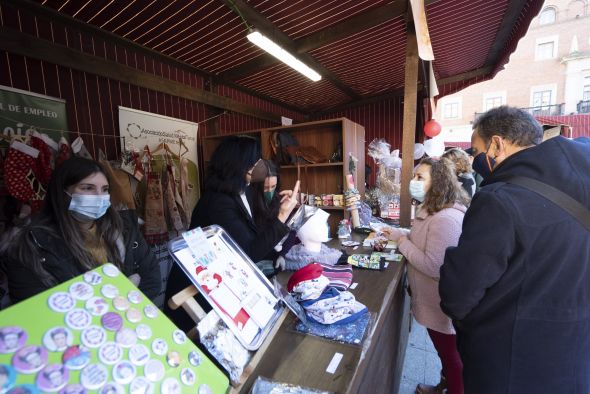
[440,136,590,394]
[2,210,161,303]
[164,188,289,332]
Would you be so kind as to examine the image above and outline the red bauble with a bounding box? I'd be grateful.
[424,119,442,138]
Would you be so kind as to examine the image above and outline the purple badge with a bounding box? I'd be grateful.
[0,327,27,354]
[42,327,73,352]
[36,364,69,392]
[6,384,40,393]
[100,312,123,332]
[12,345,48,374]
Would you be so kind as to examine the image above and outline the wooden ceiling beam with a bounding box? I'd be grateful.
[437,66,493,85]
[221,0,360,100]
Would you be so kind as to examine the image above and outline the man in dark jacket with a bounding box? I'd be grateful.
[440,106,590,393]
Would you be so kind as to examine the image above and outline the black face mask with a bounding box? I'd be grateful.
[472,152,495,179]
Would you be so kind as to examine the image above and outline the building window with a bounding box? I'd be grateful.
[540,6,557,24]
[583,77,590,101]
[533,90,552,108]
[536,41,555,59]
[443,102,459,119]
[485,96,503,111]
[569,0,585,18]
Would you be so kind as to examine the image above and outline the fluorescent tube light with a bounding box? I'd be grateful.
[247,30,322,82]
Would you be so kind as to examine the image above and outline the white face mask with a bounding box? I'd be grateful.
[68,193,111,220]
[409,180,426,202]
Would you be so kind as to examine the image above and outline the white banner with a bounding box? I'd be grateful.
[118,106,200,214]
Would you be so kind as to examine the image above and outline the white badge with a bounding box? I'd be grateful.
[180,367,196,386]
[151,339,168,356]
[143,359,165,382]
[115,328,137,348]
[98,383,125,394]
[48,292,75,313]
[69,282,94,301]
[172,330,187,345]
[102,263,120,277]
[188,351,202,367]
[143,305,158,319]
[127,290,143,305]
[126,308,142,324]
[128,343,151,366]
[129,377,153,394]
[43,327,73,352]
[199,384,213,394]
[85,297,109,316]
[84,271,102,285]
[135,324,152,341]
[65,309,92,330]
[81,326,107,349]
[80,363,108,391]
[161,378,182,394]
[113,360,136,385]
[101,284,119,299]
[98,342,123,365]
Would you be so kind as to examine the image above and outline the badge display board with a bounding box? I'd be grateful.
[0,265,228,394]
[168,225,284,351]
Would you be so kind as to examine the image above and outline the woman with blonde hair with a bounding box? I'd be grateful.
[442,148,476,197]
[383,157,469,394]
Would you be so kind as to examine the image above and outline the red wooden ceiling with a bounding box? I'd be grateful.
[35,0,543,113]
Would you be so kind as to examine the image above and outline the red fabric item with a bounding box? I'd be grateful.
[29,134,54,187]
[427,328,464,394]
[287,263,323,292]
[56,137,71,167]
[4,141,46,207]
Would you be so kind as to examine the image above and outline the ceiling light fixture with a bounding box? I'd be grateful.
[247,30,322,82]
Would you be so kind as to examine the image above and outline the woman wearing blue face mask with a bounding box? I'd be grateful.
[383,157,470,394]
[1,157,161,304]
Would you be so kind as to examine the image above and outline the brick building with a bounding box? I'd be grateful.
[436,0,590,144]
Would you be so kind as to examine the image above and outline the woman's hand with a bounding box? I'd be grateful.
[278,180,300,223]
[381,227,409,242]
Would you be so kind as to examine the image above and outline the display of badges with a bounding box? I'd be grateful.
[43,327,73,352]
[62,345,91,370]
[128,344,150,366]
[98,342,122,366]
[198,384,213,394]
[100,312,123,332]
[112,361,136,385]
[143,359,164,383]
[68,282,94,301]
[98,383,124,394]
[129,377,153,394]
[188,351,202,367]
[60,383,87,394]
[115,328,137,348]
[102,264,120,278]
[0,327,27,354]
[135,324,152,341]
[180,367,196,386]
[0,363,16,392]
[127,291,143,305]
[12,346,47,374]
[83,271,102,286]
[171,330,187,345]
[65,309,92,331]
[48,292,75,313]
[112,296,130,312]
[85,297,109,317]
[36,364,69,392]
[79,363,108,391]
[151,339,168,356]
[100,284,119,299]
[126,308,142,324]
[81,326,106,349]
[143,305,158,319]
[161,378,182,394]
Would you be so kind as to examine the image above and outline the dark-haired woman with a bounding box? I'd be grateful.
[383,158,469,394]
[1,157,161,304]
[164,136,299,331]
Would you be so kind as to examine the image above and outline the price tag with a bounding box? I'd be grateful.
[326,352,343,374]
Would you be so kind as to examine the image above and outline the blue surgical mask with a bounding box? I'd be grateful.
[472,152,495,179]
[409,180,426,202]
[68,193,111,220]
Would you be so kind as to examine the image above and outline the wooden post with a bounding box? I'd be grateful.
[400,24,419,228]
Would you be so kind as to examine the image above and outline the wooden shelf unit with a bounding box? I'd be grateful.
[202,118,365,233]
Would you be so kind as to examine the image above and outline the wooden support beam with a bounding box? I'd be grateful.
[221,0,360,100]
[0,27,282,123]
[400,26,419,228]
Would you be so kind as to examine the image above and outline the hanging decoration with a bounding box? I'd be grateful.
[424,119,442,138]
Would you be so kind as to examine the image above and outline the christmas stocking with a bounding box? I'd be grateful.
[30,131,57,188]
[4,141,46,212]
[56,136,71,166]
[71,136,93,159]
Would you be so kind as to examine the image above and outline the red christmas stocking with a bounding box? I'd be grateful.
[29,131,57,188]
[56,136,71,167]
[4,141,46,211]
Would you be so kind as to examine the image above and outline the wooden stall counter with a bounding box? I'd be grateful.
[239,237,410,393]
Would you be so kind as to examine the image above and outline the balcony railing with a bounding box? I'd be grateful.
[474,103,565,121]
[577,100,590,114]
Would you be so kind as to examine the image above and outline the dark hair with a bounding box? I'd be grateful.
[472,106,543,146]
[251,160,281,227]
[205,135,260,195]
[7,157,124,287]
[419,157,470,215]
[442,148,472,175]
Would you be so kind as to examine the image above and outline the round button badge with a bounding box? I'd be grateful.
[65,309,92,330]
[113,360,136,385]
[0,363,16,392]
[98,342,122,366]
[101,312,123,332]
[172,330,187,345]
[80,363,108,391]
[59,383,87,394]
[166,351,181,368]
[151,339,168,356]
[198,384,213,394]
[127,290,143,305]
[161,378,182,394]
[8,384,40,394]
[68,282,94,301]
[62,345,91,370]
[188,351,202,367]
[83,271,102,286]
[143,305,158,319]
[102,263,120,277]
[48,292,75,313]
[112,296,130,312]
[97,383,124,394]
[36,364,69,392]
[81,326,106,349]
[0,326,27,354]
[129,377,153,394]
[126,308,142,324]
[180,367,196,386]
[85,297,109,316]
[135,324,152,341]
[143,359,165,382]
[100,284,119,299]
[115,328,137,348]
[12,345,48,374]
[128,344,150,366]
[43,327,73,352]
